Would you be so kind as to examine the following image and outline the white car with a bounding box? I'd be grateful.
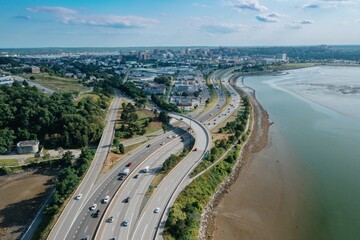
[108,216,114,223]
[75,194,82,200]
[103,196,110,204]
[154,207,160,213]
[90,203,97,210]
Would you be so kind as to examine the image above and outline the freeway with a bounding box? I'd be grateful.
[49,68,240,240]
[48,93,122,240]
[62,127,189,240]
[95,133,194,240]
[92,69,240,240]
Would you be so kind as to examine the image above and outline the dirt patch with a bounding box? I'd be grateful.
[0,169,56,240]
[101,152,122,173]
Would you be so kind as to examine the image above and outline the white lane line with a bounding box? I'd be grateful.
[106,189,110,194]
[84,225,88,233]
[140,224,148,240]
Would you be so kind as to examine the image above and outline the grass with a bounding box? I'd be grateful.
[0,159,19,167]
[23,73,90,93]
[200,75,219,115]
[268,62,316,71]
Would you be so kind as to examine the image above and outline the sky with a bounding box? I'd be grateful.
[0,0,360,48]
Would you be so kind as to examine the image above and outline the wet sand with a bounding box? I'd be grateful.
[206,76,308,240]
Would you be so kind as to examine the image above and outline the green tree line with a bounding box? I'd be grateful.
[0,83,110,153]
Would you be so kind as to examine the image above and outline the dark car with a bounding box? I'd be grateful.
[124,197,130,203]
[92,209,100,218]
[126,162,132,167]
[118,175,124,181]
[133,174,139,179]
[147,144,151,147]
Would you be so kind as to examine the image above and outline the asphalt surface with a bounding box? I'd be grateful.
[48,68,242,240]
[48,93,122,240]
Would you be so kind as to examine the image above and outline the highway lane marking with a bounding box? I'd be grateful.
[140,224,148,240]
[84,225,88,233]
[106,189,110,194]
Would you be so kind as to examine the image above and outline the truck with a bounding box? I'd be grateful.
[143,166,150,173]
[123,168,130,175]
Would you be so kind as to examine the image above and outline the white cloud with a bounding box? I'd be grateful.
[26,6,77,15]
[256,15,278,22]
[61,15,158,29]
[25,6,157,29]
[293,20,314,24]
[223,0,269,12]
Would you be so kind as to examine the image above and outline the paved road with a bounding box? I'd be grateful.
[96,134,194,240]
[47,93,122,240]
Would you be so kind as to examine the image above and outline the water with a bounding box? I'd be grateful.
[244,66,360,239]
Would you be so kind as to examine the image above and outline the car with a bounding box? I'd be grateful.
[126,162,132,167]
[124,197,130,203]
[174,134,178,137]
[108,216,114,223]
[208,123,210,125]
[75,194,82,200]
[92,209,100,218]
[193,147,198,151]
[147,144,151,147]
[118,175,124,181]
[122,220,129,227]
[180,117,183,120]
[82,236,89,240]
[160,142,165,145]
[133,174,139,179]
[167,135,172,139]
[103,196,110,204]
[154,207,160,213]
[110,238,117,240]
[90,203,97,210]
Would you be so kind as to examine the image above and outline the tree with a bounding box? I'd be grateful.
[193,91,200,97]
[61,151,75,166]
[0,128,15,154]
[158,111,170,124]
[118,143,125,154]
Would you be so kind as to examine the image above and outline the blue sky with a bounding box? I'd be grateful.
[1,0,359,47]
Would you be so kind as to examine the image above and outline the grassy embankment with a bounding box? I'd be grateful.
[199,73,219,115]
[23,73,90,93]
[0,159,19,167]
[268,62,317,71]
[164,97,251,240]
[102,102,163,173]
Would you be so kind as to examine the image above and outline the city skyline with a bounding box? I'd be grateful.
[1,0,360,48]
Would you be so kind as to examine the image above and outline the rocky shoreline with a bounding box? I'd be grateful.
[200,74,270,240]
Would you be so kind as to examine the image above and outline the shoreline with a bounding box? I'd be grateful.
[201,74,270,239]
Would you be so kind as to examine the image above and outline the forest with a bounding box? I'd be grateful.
[0,82,110,153]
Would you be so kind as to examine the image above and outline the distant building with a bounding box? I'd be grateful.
[144,83,166,95]
[0,76,14,85]
[31,66,40,74]
[16,140,39,154]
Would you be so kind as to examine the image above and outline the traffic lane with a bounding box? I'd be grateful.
[97,135,193,240]
[131,124,208,240]
[93,127,187,190]
[131,149,206,240]
[69,130,188,239]
[48,94,122,240]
